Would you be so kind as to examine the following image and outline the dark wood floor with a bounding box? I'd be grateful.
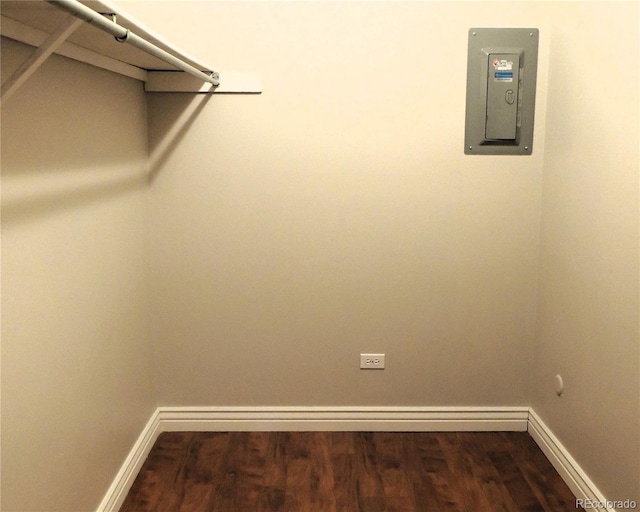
[120,431,581,511]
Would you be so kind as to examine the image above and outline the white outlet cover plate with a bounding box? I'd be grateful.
[360,353,386,369]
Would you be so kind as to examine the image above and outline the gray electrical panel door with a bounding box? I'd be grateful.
[485,53,520,140]
[464,28,539,155]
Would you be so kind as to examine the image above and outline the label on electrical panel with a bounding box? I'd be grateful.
[493,58,514,82]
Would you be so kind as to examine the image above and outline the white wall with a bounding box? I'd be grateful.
[136,0,551,407]
[533,2,639,502]
[1,39,155,511]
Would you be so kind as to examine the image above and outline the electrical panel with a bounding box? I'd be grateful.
[464,28,539,155]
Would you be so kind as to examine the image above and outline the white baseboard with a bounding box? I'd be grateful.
[97,406,616,512]
[527,409,615,512]
[96,405,527,511]
[96,409,163,512]
[155,405,530,433]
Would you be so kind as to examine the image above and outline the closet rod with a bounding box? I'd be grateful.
[46,0,220,87]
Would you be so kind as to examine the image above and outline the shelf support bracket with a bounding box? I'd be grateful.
[1,14,83,103]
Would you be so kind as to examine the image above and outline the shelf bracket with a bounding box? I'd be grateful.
[1,14,83,103]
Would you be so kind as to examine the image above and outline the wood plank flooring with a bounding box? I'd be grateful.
[119,431,581,512]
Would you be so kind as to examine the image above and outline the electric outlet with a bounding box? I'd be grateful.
[360,353,385,369]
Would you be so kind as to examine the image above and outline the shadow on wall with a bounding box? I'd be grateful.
[1,173,147,227]
[147,92,214,183]
[1,91,212,227]
[0,36,150,227]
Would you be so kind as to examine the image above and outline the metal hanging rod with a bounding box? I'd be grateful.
[46,0,220,87]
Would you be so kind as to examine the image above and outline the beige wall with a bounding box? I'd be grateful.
[1,39,155,511]
[132,0,639,502]
[139,1,551,407]
[533,2,639,502]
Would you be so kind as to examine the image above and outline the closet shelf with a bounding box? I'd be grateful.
[0,0,261,97]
